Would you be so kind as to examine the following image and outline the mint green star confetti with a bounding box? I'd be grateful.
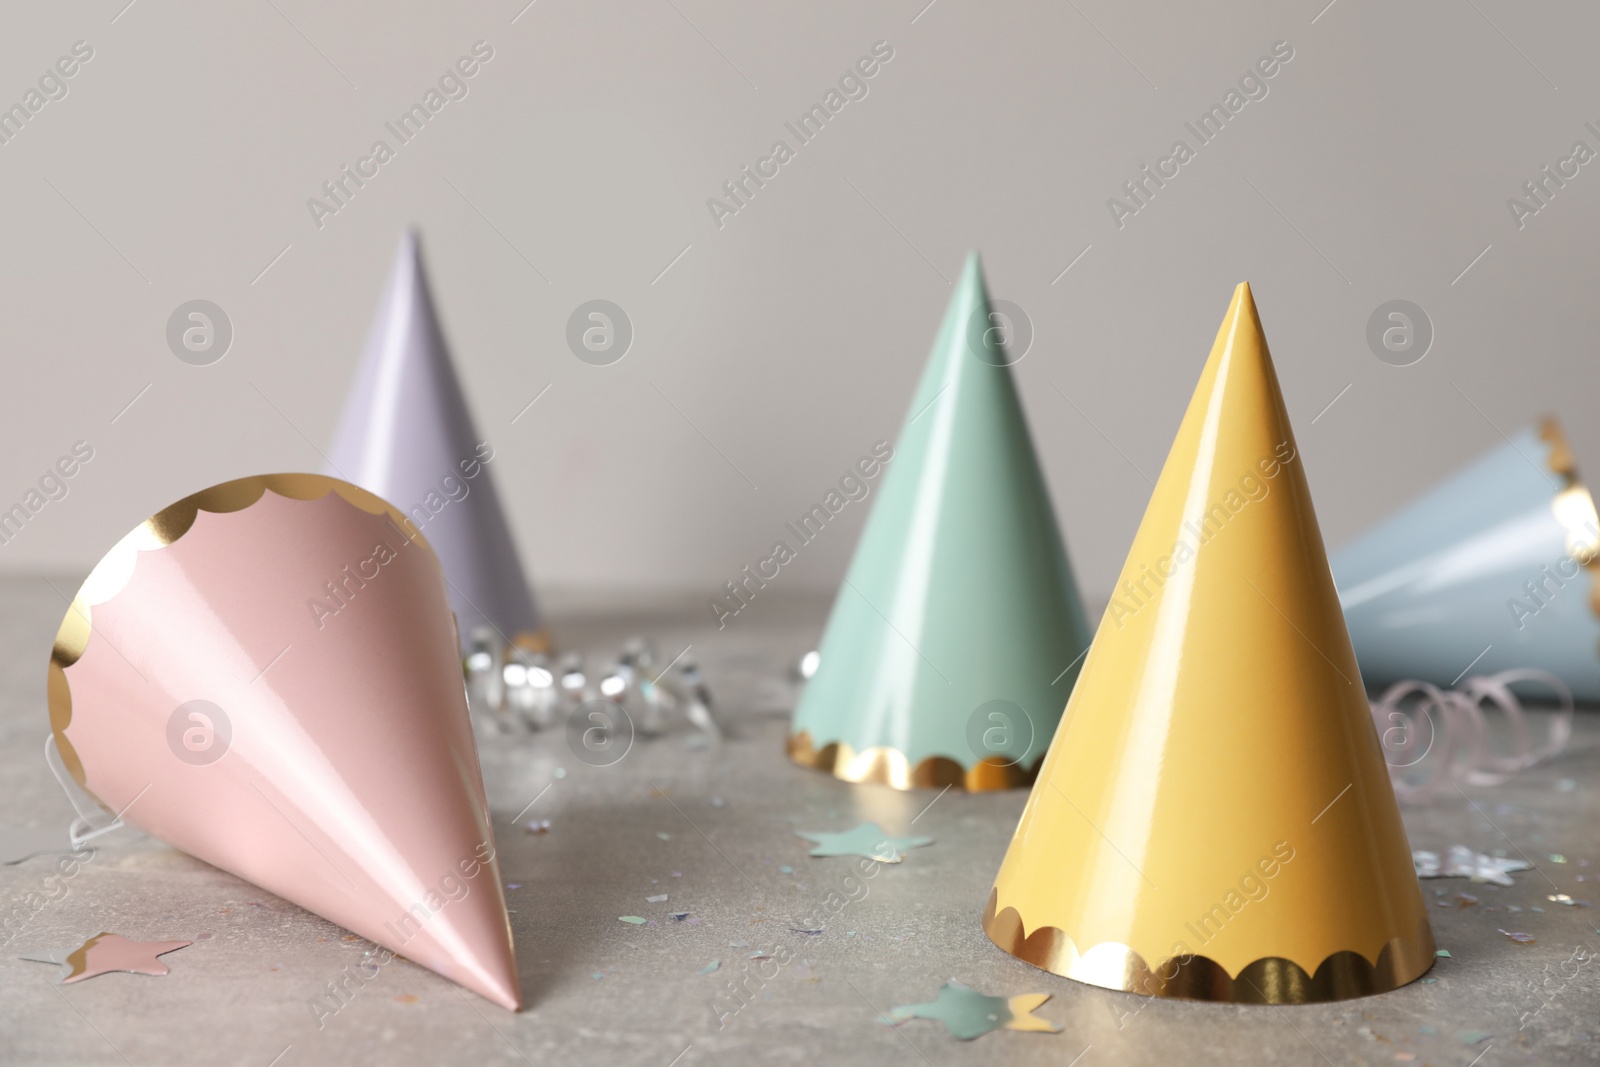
[795,822,931,863]
[883,981,1059,1040]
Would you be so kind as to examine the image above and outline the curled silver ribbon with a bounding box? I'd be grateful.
[464,632,721,744]
[1372,668,1574,802]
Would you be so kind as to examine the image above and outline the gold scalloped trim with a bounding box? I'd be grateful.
[47,473,433,793]
[1538,417,1600,621]
[786,729,1041,791]
[982,889,1435,1003]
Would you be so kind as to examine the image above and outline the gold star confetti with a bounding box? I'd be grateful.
[22,932,192,984]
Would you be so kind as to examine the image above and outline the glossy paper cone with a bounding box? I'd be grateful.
[48,475,522,1010]
[788,254,1092,790]
[327,230,542,649]
[1333,420,1600,702]
[985,285,1433,1003]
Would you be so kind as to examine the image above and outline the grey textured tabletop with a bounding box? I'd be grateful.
[1,579,1596,1066]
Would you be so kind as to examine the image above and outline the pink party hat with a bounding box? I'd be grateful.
[48,475,522,1010]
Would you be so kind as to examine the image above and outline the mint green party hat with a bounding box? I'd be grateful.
[788,254,1091,791]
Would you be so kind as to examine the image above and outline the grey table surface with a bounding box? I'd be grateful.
[0,577,1596,1067]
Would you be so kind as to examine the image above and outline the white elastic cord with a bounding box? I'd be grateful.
[44,735,123,849]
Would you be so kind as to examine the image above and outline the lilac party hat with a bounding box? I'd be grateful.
[327,230,542,649]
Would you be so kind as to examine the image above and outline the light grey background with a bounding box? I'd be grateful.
[2,0,1596,610]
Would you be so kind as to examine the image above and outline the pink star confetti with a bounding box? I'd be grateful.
[22,932,192,984]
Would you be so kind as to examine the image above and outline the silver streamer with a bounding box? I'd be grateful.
[464,631,721,744]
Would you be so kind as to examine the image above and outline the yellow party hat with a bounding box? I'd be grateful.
[984,284,1434,1003]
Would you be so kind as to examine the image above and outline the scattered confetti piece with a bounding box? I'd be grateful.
[619,916,647,925]
[1435,949,1451,958]
[1421,978,1437,984]
[1456,1030,1493,1045]
[671,912,690,921]
[1455,893,1478,908]
[656,832,671,841]
[1550,854,1567,864]
[393,994,418,1004]
[711,796,726,807]
[523,820,551,834]
[647,894,668,903]
[1497,929,1536,944]
[1414,845,1531,887]
[698,961,720,975]
[791,927,823,936]
[780,865,793,874]
[21,933,193,984]
[671,871,682,878]
[506,883,522,890]
[1556,778,1576,792]
[795,823,933,863]
[883,981,1060,1040]
[592,972,604,980]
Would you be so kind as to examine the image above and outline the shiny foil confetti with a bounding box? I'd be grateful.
[883,981,1060,1040]
[22,932,192,984]
[1414,846,1532,887]
[795,822,932,863]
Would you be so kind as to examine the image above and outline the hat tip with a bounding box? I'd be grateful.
[1225,281,1264,327]
[469,966,523,1011]
[398,227,423,259]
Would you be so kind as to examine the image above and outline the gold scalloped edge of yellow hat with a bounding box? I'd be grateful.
[981,889,1435,1004]
[786,730,1041,792]
[48,473,434,792]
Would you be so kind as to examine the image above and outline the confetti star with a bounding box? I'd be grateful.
[883,981,1060,1040]
[1414,846,1532,887]
[795,822,932,863]
[22,932,193,984]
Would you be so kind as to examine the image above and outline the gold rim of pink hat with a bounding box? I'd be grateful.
[48,473,431,793]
